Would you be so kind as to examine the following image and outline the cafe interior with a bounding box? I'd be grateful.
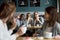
[0,0,60,40]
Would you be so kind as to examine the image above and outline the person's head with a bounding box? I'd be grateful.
[26,13,31,19]
[0,2,16,20]
[45,6,57,26]
[34,11,38,15]
[20,14,25,20]
[34,11,39,18]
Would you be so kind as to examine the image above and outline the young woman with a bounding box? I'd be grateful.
[13,14,27,34]
[26,13,33,26]
[15,14,26,27]
[33,12,44,26]
[32,12,44,37]
[18,14,26,27]
[23,13,33,36]
[42,6,60,39]
[0,3,26,40]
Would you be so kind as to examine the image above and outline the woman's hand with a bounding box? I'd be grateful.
[36,17,40,21]
[16,26,27,37]
[54,35,60,40]
[15,27,23,37]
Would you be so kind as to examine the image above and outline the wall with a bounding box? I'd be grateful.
[15,0,57,15]
[16,0,57,12]
[0,0,57,15]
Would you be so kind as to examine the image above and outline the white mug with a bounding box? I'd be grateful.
[44,32,52,38]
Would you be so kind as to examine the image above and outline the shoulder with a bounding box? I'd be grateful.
[0,19,4,29]
[55,22,60,28]
[55,22,60,26]
[0,19,3,24]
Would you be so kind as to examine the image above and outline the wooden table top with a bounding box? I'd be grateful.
[16,37,55,40]
[27,26,42,29]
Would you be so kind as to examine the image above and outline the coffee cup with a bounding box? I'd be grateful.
[44,32,52,38]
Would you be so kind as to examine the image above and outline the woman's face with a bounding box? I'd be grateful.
[45,12,50,21]
[28,14,31,17]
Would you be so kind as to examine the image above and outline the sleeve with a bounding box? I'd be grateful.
[8,29,13,35]
[0,21,6,40]
[40,17,44,25]
[56,22,60,35]
[8,28,18,40]
[53,22,60,36]
[0,25,4,40]
[22,20,27,27]
[10,25,27,40]
[0,20,17,40]
[0,22,10,40]
[20,25,27,34]
[16,19,20,27]
[19,20,27,34]
[10,34,17,40]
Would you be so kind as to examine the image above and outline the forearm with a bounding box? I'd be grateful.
[11,33,19,40]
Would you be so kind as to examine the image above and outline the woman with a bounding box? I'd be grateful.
[42,6,60,39]
[0,2,26,40]
[33,12,43,26]
[13,14,27,34]
[32,11,38,19]
[32,12,44,37]
[24,13,34,36]
[26,13,33,26]
[18,14,26,27]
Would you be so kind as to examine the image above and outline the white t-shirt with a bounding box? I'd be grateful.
[0,19,17,40]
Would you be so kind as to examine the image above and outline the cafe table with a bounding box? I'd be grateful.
[27,26,42,34]
[27,26,42,29]
[26,26,43,37]
[16,37,55,40]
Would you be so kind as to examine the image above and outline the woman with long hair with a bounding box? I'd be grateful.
[42,6,60,39]
[26,13,33,26]
[0,2,26,40]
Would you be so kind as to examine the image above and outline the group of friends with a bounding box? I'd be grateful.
[0,2,60,40]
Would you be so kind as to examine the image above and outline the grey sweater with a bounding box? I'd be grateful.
[42,21,60,36]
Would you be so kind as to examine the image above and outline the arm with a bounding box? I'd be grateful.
[54,22,60,39]
[10,25,27,40]
[0,20,11,40]
[56,22,60,35]
[8,23,16,35]
[39,17,44,25]
[8,18,17,35]
[0,24,5,40]
[19,20,27,34]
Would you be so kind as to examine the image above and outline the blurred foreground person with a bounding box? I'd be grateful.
[0,2,27,40]
[42,6,60,39]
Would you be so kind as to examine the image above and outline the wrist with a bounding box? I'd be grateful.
[15,33,20,37]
